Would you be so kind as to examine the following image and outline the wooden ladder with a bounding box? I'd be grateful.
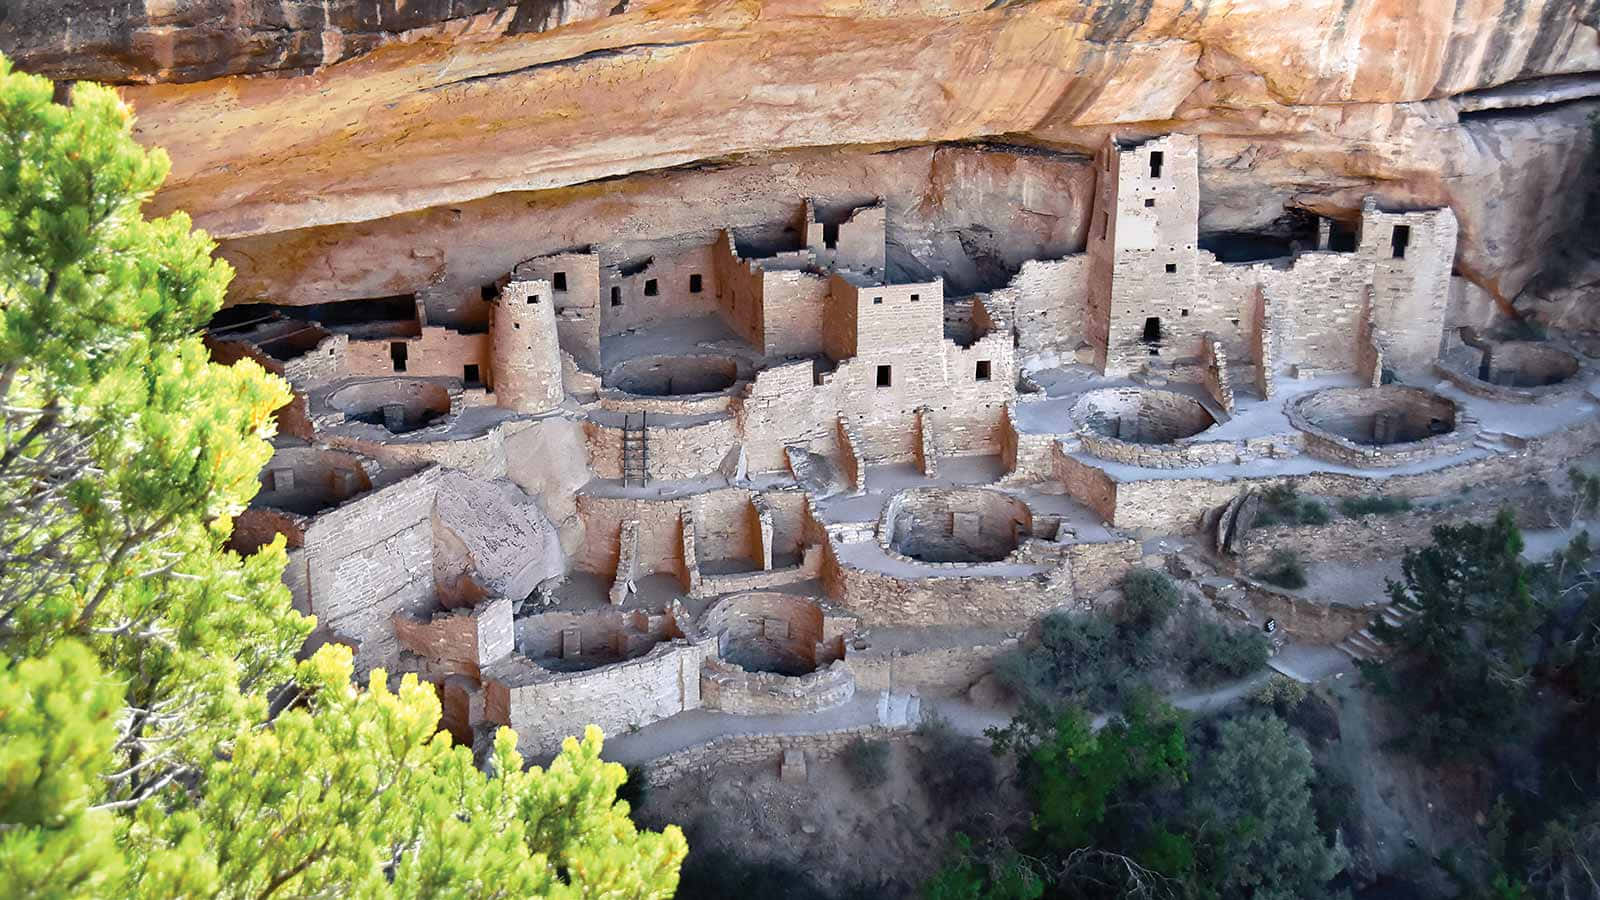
[622,412,649,487]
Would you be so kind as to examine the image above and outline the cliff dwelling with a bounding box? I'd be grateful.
[210,131,1600,767]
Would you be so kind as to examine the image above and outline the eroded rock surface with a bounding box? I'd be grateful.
[4,0,1597,307]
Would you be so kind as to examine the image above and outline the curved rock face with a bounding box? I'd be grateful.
[4,0,1598,307]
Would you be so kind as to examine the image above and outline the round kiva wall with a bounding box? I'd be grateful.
[700,592,828,676]
[604,354,743,397]
[1476,342,1580,389]
[882,487,1032,564]
[1289,385,1474,468]
[1071,388,1217,445]
[327,378,452,434]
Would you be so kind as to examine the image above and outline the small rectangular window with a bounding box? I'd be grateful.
[553,272,567,291]
[975,360,991,382]
[910,293,920,302]
[527,294,540,304]
[1165,263,1177,274]
[644,278,659,297]
[876,365,891,388]
[1144,198,1155,208]
[872,296,883,305]
[1102,211,1109,237]
[1180,309,1189,317]
[689,273,703,293]
[610,286,621,307]
[389,341,407,373]
[463,364,481,386]
[822,222,839,250]
[1391,224,1410,259]
[1149,150,1164,179]
[480,284,496,301]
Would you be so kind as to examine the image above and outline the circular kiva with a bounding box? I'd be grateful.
[882,487,1032,564]
[604,353,744,397]
[1071,387,1217,444]
[326,378,451,434]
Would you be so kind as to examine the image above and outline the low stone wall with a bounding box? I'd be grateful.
[823,549,1070,626]
[483,636,713,757]
[1241,584,1375,644]
[583,415,740,482]
[1091,414,1600,533]
[1076,430,1299,470]
[1238,490,1566,570]
[700,658,856,715]
[640,724,907,784]
[846,637,1019,696]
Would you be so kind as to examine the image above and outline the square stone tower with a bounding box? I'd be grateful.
[1085,134,1202,375]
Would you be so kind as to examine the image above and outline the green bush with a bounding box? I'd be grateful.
[1250,674,1309,713]
[1121,567,1182,629]
[840,737,891,790]
[1339,495,1413,517]
[1257,549,1309,589]
[1254,485,1330,527]
[1184,621,1272,685]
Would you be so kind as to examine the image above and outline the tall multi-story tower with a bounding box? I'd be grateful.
[489,279,564,414]
[1356,198,1458,372]
[1085,134,1203,375]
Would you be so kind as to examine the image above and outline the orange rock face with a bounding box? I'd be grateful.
[8,0,1599,303]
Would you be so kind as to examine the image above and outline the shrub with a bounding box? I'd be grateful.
[1339,495,1414,517]
[1120,567,1181,629]
[1250,674,1309,714]
[1257,549,1309,589]
[841,737,891,790]
[915,719,997,813]
[1255,485,1329,527]
[1184,621,1272,685]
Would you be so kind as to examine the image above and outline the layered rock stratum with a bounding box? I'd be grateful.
[4,0,1597,311]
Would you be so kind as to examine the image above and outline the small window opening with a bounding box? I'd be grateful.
[975,360,992,382]
[553,272,567,291]
[644,278,659,297]
[910,293,920,302]
[1391,224,1410,259]
[1165,263,1178,274]
[610,286,622,307]
[822,222,839,250]
[480,283,496,302]
[526,293,540,304]
[1144,198,1155,208]
[876,365,892,388]
[1142,317,1162,345]
[463,364,481,386]
[390,341,408,373]
[689,273,703,293]
[1180,309,1189,317]
[1229,318,1240,327]
[1149,150,1164,179]
[873,296,883,305]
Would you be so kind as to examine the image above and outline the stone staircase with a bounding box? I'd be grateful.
[1336,600,1417,662]
[1472,427,1523,455]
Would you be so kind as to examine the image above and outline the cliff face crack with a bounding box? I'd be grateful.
[424,41,701,92]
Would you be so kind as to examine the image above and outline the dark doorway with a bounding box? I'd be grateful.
[822,222,839,249]
[1391,225,1410,259]
[644,278,659,297]
[975,360,992,382]
[876,365,892,388]
[390,341,408,373]
[610,286,622,307]
[1142,317,1162,344]
[689,273,703,294]
[463,364,481,387]
[553,272,567,291]
[1149,151,1164,179]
